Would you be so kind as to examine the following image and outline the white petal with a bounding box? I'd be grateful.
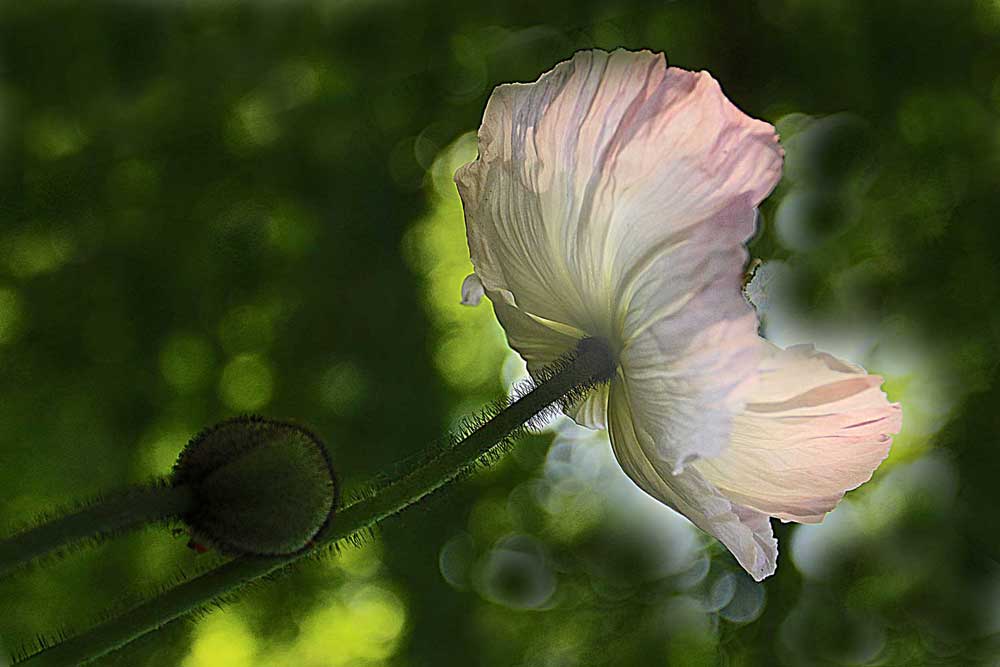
[607,378,778,581]
[456,49,782,335]
[457,49,783,447]
[565,382,609,429]
[491,296,578,371]
[460,273,485,306]
[491,296,608,428]
[622,311,761,472]
[694,341,903,523]
[617,198,764,469]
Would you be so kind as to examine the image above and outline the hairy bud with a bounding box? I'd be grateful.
[172,416,338,556]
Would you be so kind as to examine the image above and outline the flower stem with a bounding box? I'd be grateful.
[0,483,195,579]
[16,338,615,667]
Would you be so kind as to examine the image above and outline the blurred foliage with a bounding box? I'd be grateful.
[1,1,999,666]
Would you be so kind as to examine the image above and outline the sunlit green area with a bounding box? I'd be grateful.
[1,1,999,665]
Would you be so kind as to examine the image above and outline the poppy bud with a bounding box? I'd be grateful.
[172,416,338,556]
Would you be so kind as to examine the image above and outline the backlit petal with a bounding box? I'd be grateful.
[607,378,778,581]
[490,295,578,374]
[456,49,782,336]
[456,49,782,457]
[491,295,608,428]
[565,383,609,430]
[617,199,764,469]
[695,341,903,523]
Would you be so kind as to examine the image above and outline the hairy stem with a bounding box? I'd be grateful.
[0,483,195,579]
[17,338,615,667]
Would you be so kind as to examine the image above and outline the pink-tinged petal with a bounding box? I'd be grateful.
[621,309,761,472]
[694,341,903,524]
[608,378,778,581]
[456,49,782,334]
[456,49,783,460]
[617,198,764,470]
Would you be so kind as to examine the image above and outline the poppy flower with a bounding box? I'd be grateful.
[456,49,900,580]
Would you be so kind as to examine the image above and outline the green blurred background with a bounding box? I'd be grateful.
[1,1,999,665]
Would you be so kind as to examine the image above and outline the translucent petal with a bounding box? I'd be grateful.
[491,296,608,428]
[565,383,609,430]
[607,378,778,581]
[491,296,578,372]
[456,49,783,449]
[695,342,903,523]
[616,199,764,469]
[456,49,782,338]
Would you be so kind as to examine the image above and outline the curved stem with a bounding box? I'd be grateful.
[0,483,194,579]
[17,338,615,667]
